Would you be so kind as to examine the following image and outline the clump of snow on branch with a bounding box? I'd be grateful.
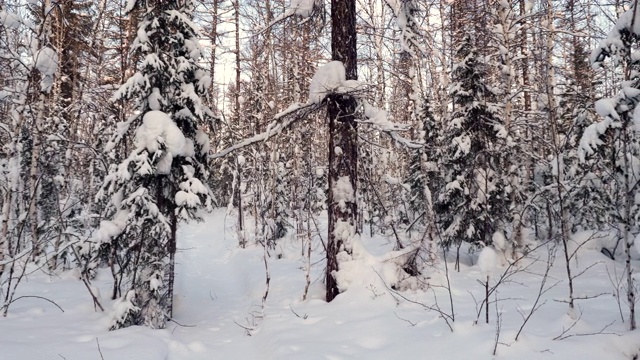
[360,101,422,149]
[0,10,23,29]
[578,99,622,161]
[288,0,317,17]
[34,47,58,92]
[308,61,364,104]
[591,4,640,68]
[135,111,195,174]
[477,246,498,277]
[93,209,130,243]
[333,176,354,206]
[176,165,211,213]
[136,111,194,157]
[265,0,320,28]
[109,290,139,329]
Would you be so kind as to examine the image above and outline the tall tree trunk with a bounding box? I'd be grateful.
[326,0,358,303]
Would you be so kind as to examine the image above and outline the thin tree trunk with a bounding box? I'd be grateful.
[167,211,177,318]
[623,124,637,330]
[29,94,46,261]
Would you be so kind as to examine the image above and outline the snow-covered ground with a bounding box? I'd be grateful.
[1,209,639,359]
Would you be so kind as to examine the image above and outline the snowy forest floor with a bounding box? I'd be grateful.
[2,209,640,359]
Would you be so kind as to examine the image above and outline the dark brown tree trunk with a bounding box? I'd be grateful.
[326,0,358,303]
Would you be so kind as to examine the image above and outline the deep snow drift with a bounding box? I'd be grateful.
[1,209,639,359]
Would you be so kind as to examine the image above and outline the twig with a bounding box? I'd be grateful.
[289,305,308,320]
[493,292,502,356]
[70,245,104,312]
[606,266,625,323]
[96,337,105,360]
[394,311,417,327]
[233,318,256,337]
[373,268,453,332]
[553,319,619,341]
[515,244,558,341]
[168,318,197,328]
[8,295,64,313]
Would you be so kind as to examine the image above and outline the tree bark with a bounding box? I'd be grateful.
[326,0,358,303]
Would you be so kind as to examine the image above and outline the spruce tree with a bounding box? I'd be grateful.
[435,34,510,249]
[96,0,214,330]
[582,4,640,330]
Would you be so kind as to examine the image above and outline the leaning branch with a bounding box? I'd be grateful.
[210,102,324,159]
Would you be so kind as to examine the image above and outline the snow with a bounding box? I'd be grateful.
[477,246,498,276]
[136,111,194,157]
[3,210,640,359]
[594,98,620,121]
[34,47,58,92]
[0,10,22,29]
[34,47,58,76]
[289,0,315,16]
[492,231,507,251]
[308,61,347,104]
[333,176,354,203]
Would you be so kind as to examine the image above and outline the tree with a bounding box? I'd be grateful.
[435,34,510,252]
[325,0,359,302]
[583,1,640,331]
[96,0,214,329]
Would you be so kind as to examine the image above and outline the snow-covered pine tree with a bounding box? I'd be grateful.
[96,0,213,330]
[582,2,640,330]
[407,97,437,225]
[435,33,510,250]
[264,151,291,249]
[551,0,607,234]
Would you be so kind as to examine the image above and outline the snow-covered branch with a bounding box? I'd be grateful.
[359,101,423,149]
[210,101,324,159]
[256,0,322,36]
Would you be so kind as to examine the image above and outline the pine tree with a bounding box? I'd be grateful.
[582,2,640,331]
[435,34,510,249]
[96,0,214,330]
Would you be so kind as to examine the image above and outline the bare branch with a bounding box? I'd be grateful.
[211,102,324,159]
